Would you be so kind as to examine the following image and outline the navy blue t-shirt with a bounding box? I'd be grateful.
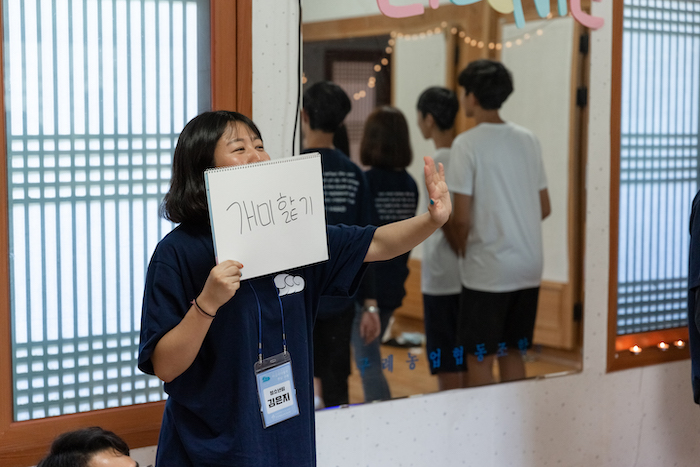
[302,147,372,227]
[690,191,700,291]
[688,190,700,403]
[363,167,418,310]
[302,147,373,314]
[138,223,375,466]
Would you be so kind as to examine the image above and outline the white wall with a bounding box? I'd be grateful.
[501,17,573,283]
[132,2,700,465]
[393,31,449,259]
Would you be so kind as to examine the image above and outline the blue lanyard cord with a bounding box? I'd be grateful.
[248,282,264,364]
[248,280,288,362]
[275,287,288,355]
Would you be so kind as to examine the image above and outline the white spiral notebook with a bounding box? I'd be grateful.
[204,153,328,280]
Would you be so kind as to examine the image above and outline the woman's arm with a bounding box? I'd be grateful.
[150,260,243,382]
[364,157,451,263]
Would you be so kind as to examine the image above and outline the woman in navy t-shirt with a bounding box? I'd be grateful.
[137,110,450,466]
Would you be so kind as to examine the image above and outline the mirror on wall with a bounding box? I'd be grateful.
[301,0,585,409]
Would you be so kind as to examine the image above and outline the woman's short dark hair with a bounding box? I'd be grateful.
[457,59,514,110]
[303,81,352,133]
[161,110,262,224]
[416,86,459,131]
[37,427,130,467]
[360,106,412,169]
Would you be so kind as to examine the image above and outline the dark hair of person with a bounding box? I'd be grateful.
[37,427,130,467]
[303,81,352,133]
[457,59,514,110]
[160,110,262,224]
[360,106,412,169]
[333,122,351,158]
[416,86,459,131]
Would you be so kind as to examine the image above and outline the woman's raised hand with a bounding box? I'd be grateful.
[423,156,451,226]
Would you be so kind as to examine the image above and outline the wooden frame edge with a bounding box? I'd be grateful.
[605,0,689,373]
[211,0,252,115]
[236,0,253,116]
[606,0,624,374]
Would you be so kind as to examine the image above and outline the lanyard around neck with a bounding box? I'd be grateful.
[248,280,288,364]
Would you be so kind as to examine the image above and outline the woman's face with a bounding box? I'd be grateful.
[213,121,271,168]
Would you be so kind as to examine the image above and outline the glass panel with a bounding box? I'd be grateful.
[617,0,700,335]
[4,0,211,421]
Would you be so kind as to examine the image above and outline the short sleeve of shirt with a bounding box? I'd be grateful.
[447,134,475,196]
[320,224,376,298]
[137,229,213,377]
[138,250,191,376]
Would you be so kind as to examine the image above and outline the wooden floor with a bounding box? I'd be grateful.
[343,315,582,405]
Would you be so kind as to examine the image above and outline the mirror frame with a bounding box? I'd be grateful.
[300,3,591,408]
[302,1,587,358]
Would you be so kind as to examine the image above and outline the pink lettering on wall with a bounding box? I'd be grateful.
[376,0,440,19]
[570,0,604,29]
[376,0,604,30]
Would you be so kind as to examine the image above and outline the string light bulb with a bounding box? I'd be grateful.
[675,339,686,349]
[346,21,550,103]
[630,345,642,355]
[657,341,670,351]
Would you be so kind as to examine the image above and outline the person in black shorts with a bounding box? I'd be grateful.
[416,86,466,390]
[446,60,551,387]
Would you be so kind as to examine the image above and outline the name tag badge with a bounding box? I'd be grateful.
[254,352,300,428]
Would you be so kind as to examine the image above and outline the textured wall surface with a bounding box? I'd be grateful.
[131,2,700,465]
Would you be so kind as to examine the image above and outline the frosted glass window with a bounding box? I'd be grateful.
[4,0,211,421]
[617,0,700,334]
